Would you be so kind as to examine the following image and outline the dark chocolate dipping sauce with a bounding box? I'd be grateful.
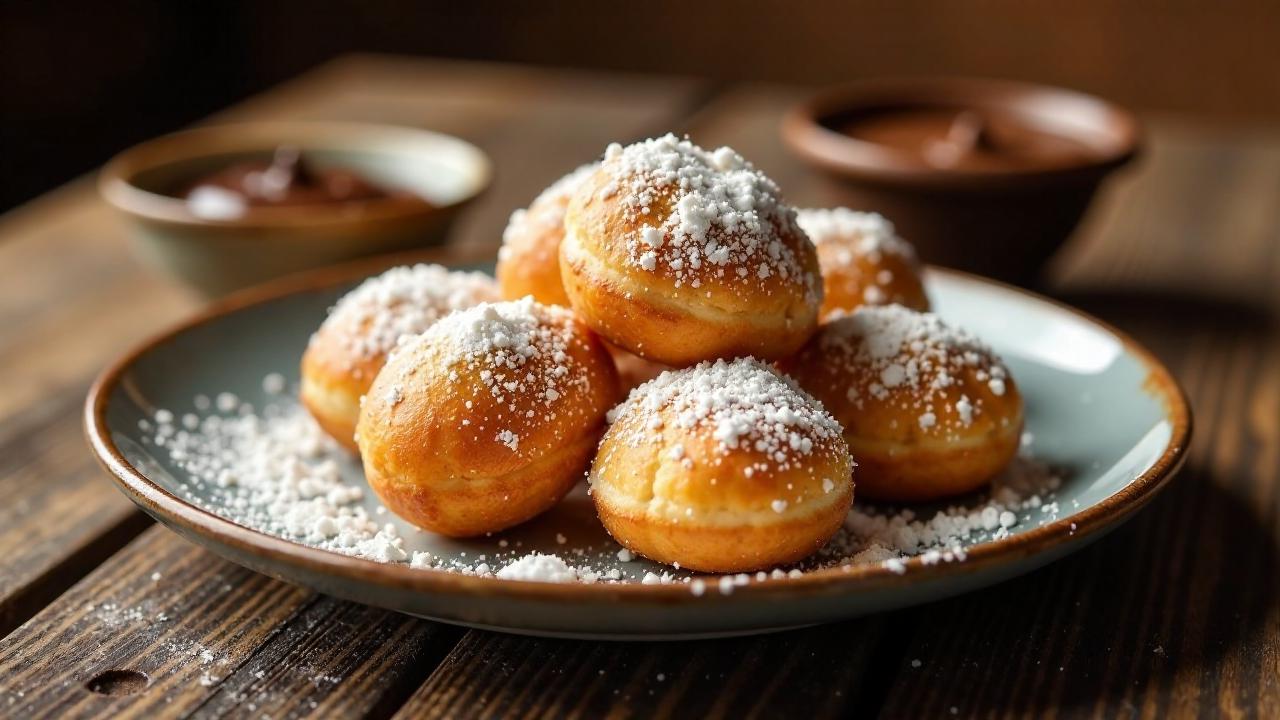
[838,108,1101,172]
[184,146,418,217]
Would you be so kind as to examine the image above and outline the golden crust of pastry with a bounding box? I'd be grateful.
[496,164,597,306]
[299,264,499,450]
[796,208,930,319]
[781,304,1023,501]
[356,298,619,537]
[560,135,822,365]
[590,358,853,572]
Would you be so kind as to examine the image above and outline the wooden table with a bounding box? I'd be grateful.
[1,55,1277,719]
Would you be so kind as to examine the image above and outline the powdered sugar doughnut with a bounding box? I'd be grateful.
[356,298,619,537]
[590,358,852,572]
[796,208,929,319]
[496,163,598,306]
[782,305,1022,502]
[300,264,499,451]
[561,134,823,366]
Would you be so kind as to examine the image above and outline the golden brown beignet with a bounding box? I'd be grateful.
[561,134,822,366]
[590,358,853,572]
[300,264,499,451]
[496,164,598,306]
[782,304,1022,502]
[795,208,929,320]
[356,298,619,537]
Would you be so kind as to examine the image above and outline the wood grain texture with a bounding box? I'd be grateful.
[396,618,896,719]
[0,526,461,719]
[0,387,150,637]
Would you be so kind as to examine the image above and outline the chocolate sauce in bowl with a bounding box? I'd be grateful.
[183,146,421,219]
[836,107,1102,172]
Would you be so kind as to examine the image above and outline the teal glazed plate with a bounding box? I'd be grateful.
[86,249,1191,639]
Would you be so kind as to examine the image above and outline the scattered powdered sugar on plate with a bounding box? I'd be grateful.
[136,374,1063,592]
[145,390,407,562]
[811,455,1064,576]
[496,553,581,582]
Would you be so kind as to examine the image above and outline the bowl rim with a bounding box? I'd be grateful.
[98,121,493,229]
[84,246,1191,605]
[782,76,1143,189]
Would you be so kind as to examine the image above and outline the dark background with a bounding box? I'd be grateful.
[4,0,1279,212]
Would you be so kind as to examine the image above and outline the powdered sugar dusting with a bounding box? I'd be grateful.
[598,134,817,299]
[815,455,1064,574]
[821,304,1011,433]
[797,208,926,313]
[796,208,916,262]
[310,264,498,365]
[499,163,599,264]
[605,358,843,471]
[389,298,594,456]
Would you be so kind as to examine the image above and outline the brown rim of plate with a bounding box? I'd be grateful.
[84,248,1192,604]
[98,121,492,229]
[781,77,1143,190]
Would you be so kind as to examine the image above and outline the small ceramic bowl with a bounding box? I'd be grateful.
[100,122,491,296]
[782,78,1141,286]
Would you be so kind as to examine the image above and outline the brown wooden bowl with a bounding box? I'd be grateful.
[782,78,1141,286]
[100,122,491,296]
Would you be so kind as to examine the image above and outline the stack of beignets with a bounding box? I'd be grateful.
[496,163,669,393]
[301,132,1025,573]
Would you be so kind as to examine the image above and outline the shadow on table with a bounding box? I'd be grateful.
[1012,464,1276,717]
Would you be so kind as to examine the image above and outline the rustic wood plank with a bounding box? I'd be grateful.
[0,526,461,719]
[395,618,895,719]
[0,55,707,640]
[0,387,150,636]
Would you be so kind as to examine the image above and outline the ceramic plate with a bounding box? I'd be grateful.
[86,251,1190,639]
